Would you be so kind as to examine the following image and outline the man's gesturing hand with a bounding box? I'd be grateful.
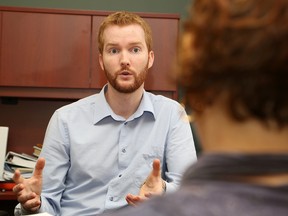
[126,159,166,206]
[12,157,45,212]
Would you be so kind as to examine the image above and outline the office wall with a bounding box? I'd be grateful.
[0,0,192,20]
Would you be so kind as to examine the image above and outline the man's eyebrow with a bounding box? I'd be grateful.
[105,42,144,46]
[104,42,145,51]
[105,43,119,47]
[129,42,144,47]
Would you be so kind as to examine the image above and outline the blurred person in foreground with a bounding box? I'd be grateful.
[103,0,288,215]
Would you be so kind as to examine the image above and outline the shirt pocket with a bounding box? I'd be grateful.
[133,148,163,188]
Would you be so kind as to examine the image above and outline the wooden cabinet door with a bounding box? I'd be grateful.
[90,15,178,93]
[0,11,91,88]
[90,16,106,89]
[144,17,178,92]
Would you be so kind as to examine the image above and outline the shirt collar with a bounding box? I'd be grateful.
[93,85,155,124]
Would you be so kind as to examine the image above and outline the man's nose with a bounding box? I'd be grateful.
[120,52,130,67]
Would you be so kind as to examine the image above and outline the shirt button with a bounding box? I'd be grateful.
[124,122,127,125]
[109,196,113,201]
[119,174,122,177]
[122,148,126,153]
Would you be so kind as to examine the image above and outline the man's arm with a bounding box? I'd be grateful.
[126,103,197,206]
[164,106,197,192]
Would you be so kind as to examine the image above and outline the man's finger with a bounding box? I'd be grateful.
[12,183,24,194]
[21,194,41,211]
[33,157,45,177]
[125,194,146,206]
[152,159,161,177]
[125,194,138,206]
[13,169,24,184]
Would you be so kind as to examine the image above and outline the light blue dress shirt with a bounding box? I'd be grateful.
[16,85,197,216]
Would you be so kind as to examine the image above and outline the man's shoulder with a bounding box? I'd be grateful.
[145,91,180,107]
[56,93,99,113]
[145,92,186,118]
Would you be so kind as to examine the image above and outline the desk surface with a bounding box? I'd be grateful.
[0,191,17,200]
[0,181,16,200]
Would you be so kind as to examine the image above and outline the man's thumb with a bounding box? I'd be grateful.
[33,157,45,177]
[152,159,161,177]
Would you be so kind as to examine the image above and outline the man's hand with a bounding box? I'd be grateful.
[126,159,166,206]
[12,157,45,212]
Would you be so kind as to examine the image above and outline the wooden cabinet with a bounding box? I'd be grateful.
[0,7,179,99]
[0,11,91,88]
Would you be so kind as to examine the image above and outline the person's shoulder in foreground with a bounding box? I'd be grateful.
[102,0,288,215]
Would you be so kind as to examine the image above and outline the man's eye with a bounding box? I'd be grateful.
[109,49,118,54]
[131,47,141,53]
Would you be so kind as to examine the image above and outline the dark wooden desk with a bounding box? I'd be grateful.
[0,191,18,216]
[0,181,16,200]
[0,191,17,200]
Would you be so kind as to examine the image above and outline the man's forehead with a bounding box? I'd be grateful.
[102,24,146,44]
[103,24,144,34]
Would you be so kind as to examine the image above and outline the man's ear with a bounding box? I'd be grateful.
[99,54,104,70]
[148,51,154,69]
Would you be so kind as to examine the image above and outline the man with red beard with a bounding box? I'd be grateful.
[12,11,197,216]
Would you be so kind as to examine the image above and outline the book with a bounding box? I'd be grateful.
[3,168,33,180]
[21,153,38,161]
[0,126,9,181]
[3,161,33,180]
[5,151,36,169]
[33,145,42,158]
[9,165,34,173]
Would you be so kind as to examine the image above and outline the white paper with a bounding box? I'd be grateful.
[0,126,9,180]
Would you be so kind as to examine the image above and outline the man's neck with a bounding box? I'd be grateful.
[105,85,144,120]
[236,173,288,186]
[197,101,288,154]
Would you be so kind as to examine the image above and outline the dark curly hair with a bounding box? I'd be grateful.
[176,0,288,128]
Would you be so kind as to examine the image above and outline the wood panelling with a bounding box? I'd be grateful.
[0,98,74,154]
[0,7,179,99]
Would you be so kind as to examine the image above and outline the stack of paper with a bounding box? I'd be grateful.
[4,151,37,180]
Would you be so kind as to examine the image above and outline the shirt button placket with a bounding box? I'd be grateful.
[119,121,129,167]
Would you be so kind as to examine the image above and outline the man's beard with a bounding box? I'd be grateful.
[104,63,149,93]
